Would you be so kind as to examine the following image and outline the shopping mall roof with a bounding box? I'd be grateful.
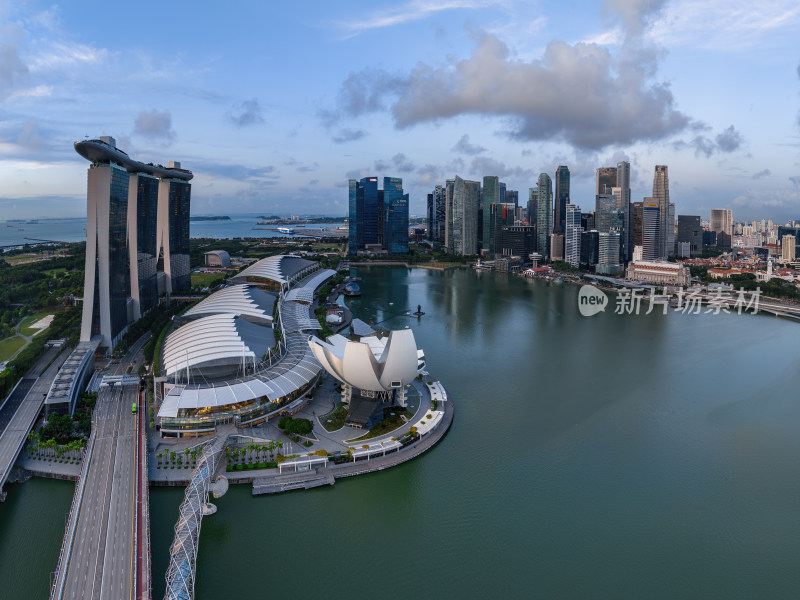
[182,284,276,324]
[163,314,275,378]
[231,255,317,286]
[158,332,320,417]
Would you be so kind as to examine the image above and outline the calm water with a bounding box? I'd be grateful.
[0,217,345,247]
[5,267,800,598]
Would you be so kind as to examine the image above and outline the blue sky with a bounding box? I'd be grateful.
[1,0,799,222]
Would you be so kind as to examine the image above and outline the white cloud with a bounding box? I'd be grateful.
[335,0,506,37]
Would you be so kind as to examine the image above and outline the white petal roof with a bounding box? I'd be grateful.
[309,329,419,392]
[183,284,275,324]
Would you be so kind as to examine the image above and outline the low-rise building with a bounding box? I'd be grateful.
[625,260,690,286]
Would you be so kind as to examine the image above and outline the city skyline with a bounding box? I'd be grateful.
[1,1,799,222]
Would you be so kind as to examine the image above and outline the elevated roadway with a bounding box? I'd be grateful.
[51,335,150,599]
[0,346,68,500]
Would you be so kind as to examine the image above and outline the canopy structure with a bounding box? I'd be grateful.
[182,284,276,325]
[162,314,275,379]
[230,255,317,288]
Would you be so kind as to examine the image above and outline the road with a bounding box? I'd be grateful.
[57,383,138,600]
[52,334,150,600]
[0,346,67,499]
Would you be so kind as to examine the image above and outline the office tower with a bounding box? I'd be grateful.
[156,166,191,294]
[506,190,518,208]
[491,202,516,257]
[433,185,446,243]
[677,215,703,258]
[596,166,617,195]
[597,232,621,275]
[446,175,480,255]
[652,165,672,258]
[595,194,616,233]
[554,165,570,234]
[482,176,499,253]
[383,177,409,254]
[75,136,192,349]
[581,230,599,267]
[527,188,538,226]
[535,173,553,258]
[564,204,581,267]
[128,172,159,320]
[581,212,595,232]
[632,202,643,248]
[616,161,631,209]
[710,209,733,236]
[499,181,506,204]
[550,234,564,261]
[498,225,535,257]
[349,177,408,255]
[610,208,627,265]
[782,235,796,262]
[349,177,378,254]
[642,201,660,260]
[426,193,434,241]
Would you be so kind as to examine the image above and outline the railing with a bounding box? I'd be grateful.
[163,436,226,600]
[50,411,98,599]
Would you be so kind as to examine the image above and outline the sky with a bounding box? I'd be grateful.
[1,0,799,223]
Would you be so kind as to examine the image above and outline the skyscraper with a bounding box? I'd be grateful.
[781,235,796,262]
[75,136,192,349]
[383,177,409,254]
[596,167,617,195]
[482,176,500,255]
[128,172,159,319]
[554,166,570,234]
[616,161,632,261]
[652,165,672,258]
[597,232,621,275]
[446,176,480,256]
[527,188,538,226]
[677,215,702,257]
[535,173,553,258]
[349,177,408,255]
[564,204,581,268]
[710,209,733,236]
[157,168,192,294]
[595,193,616,233]
[642,201,660,261]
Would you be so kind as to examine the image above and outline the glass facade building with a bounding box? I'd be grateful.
[535,173,553,258]
[166,180,191,293]
[384,177,409,254]
[348,177,407,255]
[554,166,570,235]
[133,173,160,316]
[482,176,500,254]
[564,204,581,267]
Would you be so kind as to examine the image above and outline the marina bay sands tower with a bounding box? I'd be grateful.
[74,136,192,350]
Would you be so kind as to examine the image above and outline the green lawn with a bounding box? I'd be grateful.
[0,336,26,362]
[348,407,412,442]
[191,272,226,288]
[43,267,66,276]
[19,311,54,336]
[321,402,348,432]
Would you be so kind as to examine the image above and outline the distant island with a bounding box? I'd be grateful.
[190,216,231,221]
[257,216,346,224]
